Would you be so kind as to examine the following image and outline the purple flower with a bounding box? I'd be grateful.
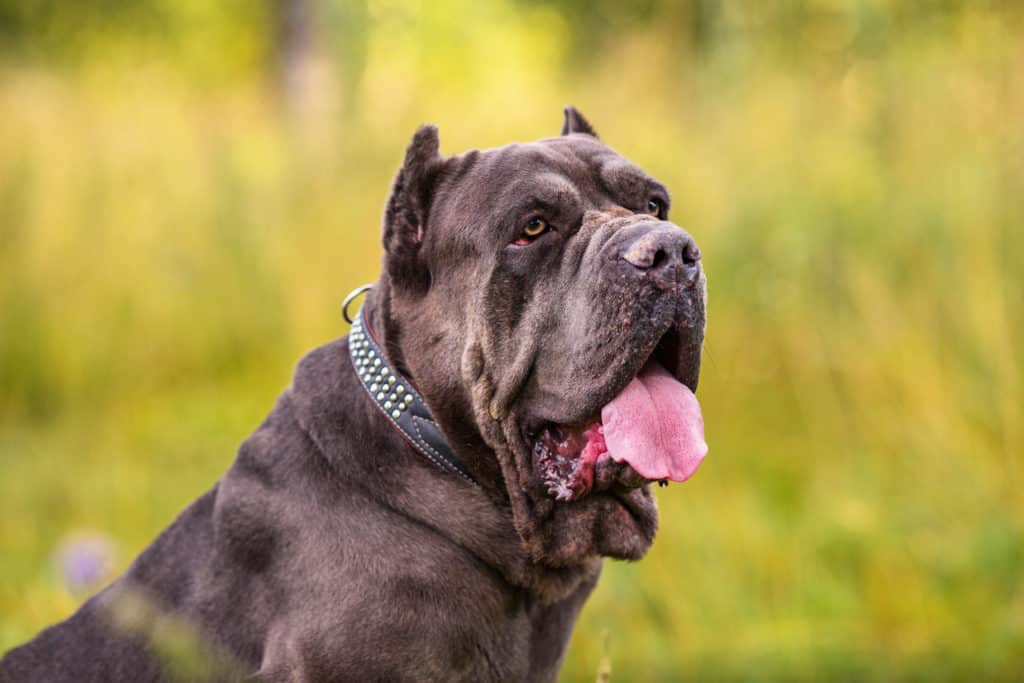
[54,533,115,595]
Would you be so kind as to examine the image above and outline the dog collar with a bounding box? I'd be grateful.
[347,306,477,485]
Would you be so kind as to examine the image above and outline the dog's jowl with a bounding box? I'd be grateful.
[1,107,708,683]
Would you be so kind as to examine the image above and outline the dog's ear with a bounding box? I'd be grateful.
[382,124,444,293]
[561,106,598,138]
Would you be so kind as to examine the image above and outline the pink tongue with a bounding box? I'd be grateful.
[600,360,708,482]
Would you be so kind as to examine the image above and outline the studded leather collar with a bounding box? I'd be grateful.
[348,306,477,485]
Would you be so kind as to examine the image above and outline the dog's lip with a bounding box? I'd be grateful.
[523,320,698,437]
[529,421,656,501]
[598,319,701,416]
[523,319,703,501]
[652,323,701,393]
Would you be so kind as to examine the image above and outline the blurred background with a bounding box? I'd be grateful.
[1,0,1021,679]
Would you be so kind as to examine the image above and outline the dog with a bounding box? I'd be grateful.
[0,107,708,682]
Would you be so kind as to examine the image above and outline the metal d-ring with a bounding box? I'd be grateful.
[341,284,373,324]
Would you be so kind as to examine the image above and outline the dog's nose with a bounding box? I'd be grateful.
[620,224,701,285]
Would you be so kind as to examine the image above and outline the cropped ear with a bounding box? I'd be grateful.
[561,106,598,138]
[382,124,444,293]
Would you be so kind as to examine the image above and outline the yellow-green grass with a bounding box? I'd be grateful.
[1,4,1022,680]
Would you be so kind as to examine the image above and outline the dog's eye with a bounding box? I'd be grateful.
[513,218,549,245]
[645,198,664,218]
[523,217,547,237]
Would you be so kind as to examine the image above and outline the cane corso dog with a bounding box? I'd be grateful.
[1,107,708,682]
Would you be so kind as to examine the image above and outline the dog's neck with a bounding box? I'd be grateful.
[349,301,476,484]
[337,285,602,602]
[364,281,506,494]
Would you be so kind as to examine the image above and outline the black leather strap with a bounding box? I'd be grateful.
[348,307,477,485]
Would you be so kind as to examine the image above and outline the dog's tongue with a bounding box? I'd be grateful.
[601,360,707,482]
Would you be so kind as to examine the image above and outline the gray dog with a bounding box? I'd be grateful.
[1,107,707,682]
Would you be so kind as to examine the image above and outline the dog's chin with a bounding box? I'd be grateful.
[535,485,659,566]
[498,427,659,567]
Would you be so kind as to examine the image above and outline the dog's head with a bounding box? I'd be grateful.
[372,107,707,567]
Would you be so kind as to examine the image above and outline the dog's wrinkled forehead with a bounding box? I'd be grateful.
[428,136,667,253]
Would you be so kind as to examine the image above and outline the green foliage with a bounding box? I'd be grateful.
[1,1,1022,680]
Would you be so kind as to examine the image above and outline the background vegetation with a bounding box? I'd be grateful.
[1,1,1021,679]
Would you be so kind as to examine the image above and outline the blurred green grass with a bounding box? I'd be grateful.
[1,1,1022,680]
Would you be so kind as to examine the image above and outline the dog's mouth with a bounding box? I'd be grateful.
[527,325,707,502]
